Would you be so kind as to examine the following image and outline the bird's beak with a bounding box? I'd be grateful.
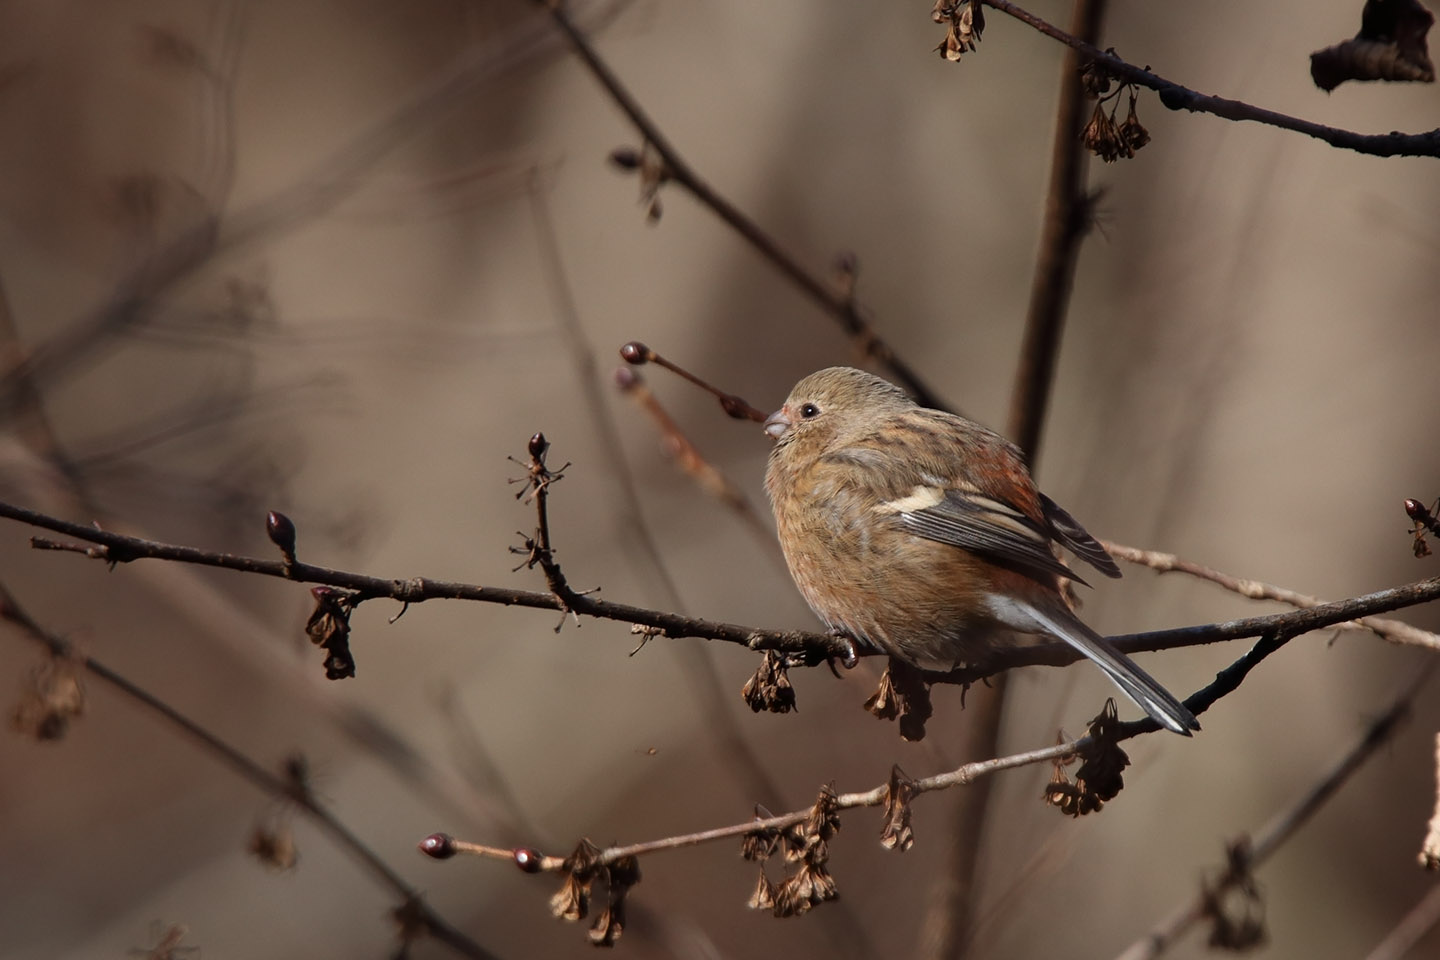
[763,408,791,440]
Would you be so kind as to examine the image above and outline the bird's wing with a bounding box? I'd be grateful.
[825,414,1119,585]
[1039,493,1122,579]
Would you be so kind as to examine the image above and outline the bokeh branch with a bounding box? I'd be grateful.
[0,582,497,960]
[1116,667,1430,959]
[536,0,951,410]
[982,0,1440,159]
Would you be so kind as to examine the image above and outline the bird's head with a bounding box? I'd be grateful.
[764,367,913,455]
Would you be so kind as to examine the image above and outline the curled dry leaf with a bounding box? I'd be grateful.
[1311,0,1435,91]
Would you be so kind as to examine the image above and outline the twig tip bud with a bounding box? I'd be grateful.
[266,511,297,556]
[419,833,456,859]
[619,341,650,364]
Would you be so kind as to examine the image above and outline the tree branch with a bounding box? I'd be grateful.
[5,497,1440,679]
[536,0,951,410]
[982,0,1440,159]
[1115,667,1430,959]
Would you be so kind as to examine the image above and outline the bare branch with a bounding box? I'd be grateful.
[1115,669,1431,960]
[5,498,1440,681]
[1104,540,1440,650]
[982,0,1440,159]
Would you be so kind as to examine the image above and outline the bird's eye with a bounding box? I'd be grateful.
[799,402,821,419]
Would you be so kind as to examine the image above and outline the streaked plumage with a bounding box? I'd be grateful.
[764,366,1198,736]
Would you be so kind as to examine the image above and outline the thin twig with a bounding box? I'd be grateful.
[0,582,497,960]
[536,0,951,411]
[1362,882,1440,960]
[5,498,1440,676]
[1115,666,1432,960]
[1104,541,1440,650]
[982,0,1440,159]
[442,737,1083,870]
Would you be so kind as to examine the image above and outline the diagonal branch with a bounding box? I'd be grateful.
[1115,666,1432,959]
[536,0,950,410]
[0,582,497,960]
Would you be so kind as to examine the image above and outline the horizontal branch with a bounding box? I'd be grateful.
[4,498,1440,684]
[1104,541,1440,650]
[438,737,1083,871]
[984,0,1440,159]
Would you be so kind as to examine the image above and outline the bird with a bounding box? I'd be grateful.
[763,366,1199,735]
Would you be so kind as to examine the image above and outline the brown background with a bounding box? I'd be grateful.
[2,0,1439,957]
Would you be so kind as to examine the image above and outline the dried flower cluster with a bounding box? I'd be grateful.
[1043,700,1131,816]
[741,651,797,713]
[1076,55,1151,162]
[248,822,299,872]
[11,653,85,741]
[862,658,933,741]
[932,0,985,61]
[548,840,641,947]
[1204,840,1267,951]
[743,786,842,918]
[305,585,358,680]
[880,766,918,852]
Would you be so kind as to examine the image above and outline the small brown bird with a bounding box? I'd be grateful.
[764,367,1198,735]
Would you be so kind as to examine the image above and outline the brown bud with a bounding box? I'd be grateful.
[419,833,456,859]
[528,432,548,459]
[266,511,296,557]
[1405,498,1429,521]
[608,146,642,170]
[619,341,650,364]
[513,847,545,873]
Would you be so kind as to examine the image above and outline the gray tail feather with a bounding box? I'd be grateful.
[1024,602,1200,736]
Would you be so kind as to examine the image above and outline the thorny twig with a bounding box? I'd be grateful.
[535,0,952,411]
[1115,666,1433,960]
[509,432,589,628]
[981,0,1440,159]
[0,582,498,960]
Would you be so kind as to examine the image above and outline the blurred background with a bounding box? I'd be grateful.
[1,0,1438,957]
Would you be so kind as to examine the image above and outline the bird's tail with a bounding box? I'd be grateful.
[1019,600,1200,736]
